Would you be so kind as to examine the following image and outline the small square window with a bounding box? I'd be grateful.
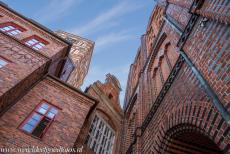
[24,36,47,51]
[0,23,24,36]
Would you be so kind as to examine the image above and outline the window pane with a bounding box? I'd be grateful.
[32,117,51,137]
[15,30,21,33]
[27,40,35,45]
[47,112,55,119]
[0,28,5,32]
[50,108,58,114]
[31,113,41,121]
[27,118,38,126]
[86,116,115,154]
[37,107,47,115]
[3,27,10,31]
[39,43,45,47]
[22,124,34,133]
[9,31,17,35]
[34,44,42,49]
[8,26,14,30]
[31,39,38,43]
[32,46,39,50]
[0,59,7,66]
[41,103,49,109]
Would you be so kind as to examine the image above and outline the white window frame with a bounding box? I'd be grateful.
[86,114,115,154]
[0,25,22,36]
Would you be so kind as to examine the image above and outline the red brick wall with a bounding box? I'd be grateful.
[0,5,70,76]
[0,32,49,114]
[75,77,123,154]
[0,76,95,149]
[122,0,230,153]
[141,62,229,153]
[183,18,230,111]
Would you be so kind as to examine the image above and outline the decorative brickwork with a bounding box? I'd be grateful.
[75,74,123,154]
[0,3,100,153]
[56,31,94,88]
[122,0,230,153]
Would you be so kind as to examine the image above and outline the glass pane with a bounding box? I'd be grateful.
[32,46,39,50]
[8,26,14,30]
[39,43,45,47]
[0,59,7,66]
[27,118,38,126]
[31,39,38,43]
[3,27,10,31]
[27,40,34,45]
[37,107,47,115]
[41,103,49,109]
[9,31,17,35]
[15,30,21,33]
[50,108,58,114]
[47,112,55,119]
[22,124,34,133]
[34,44,42,49]
[31,113,41,121]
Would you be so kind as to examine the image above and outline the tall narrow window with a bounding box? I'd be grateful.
[0,22,25,36]
[20,101,59,138]
[24,36,48,50]
[0,57,8,68]
[85,115,115,154]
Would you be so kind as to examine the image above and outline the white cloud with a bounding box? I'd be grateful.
[34,0,80,23]
[94,30,135,53]
[70,0,145,35]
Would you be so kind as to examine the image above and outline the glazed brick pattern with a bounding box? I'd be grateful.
[141,63,230,153]
[166,3,191,29]
[183,18,230,109]
[0,76,95,150]
[197,0,230,25]
[168,0,193,9]
[0,32,49,114]
[122,0,230,153]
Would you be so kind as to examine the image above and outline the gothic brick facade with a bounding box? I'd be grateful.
[75,74,123,154]
[122,0,230,153]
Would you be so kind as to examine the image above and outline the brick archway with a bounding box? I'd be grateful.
[148,100,230,154]
[159,124,222,153]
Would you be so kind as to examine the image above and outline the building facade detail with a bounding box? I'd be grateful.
[56,30,94,88]
[122,0,230,153]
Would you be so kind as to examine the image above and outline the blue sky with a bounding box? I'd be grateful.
[2,0,155,107]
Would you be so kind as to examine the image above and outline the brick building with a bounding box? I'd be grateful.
[0,2,122,154]
[122,0,230,154]
[75,74,123,154]
[56,31,94,88]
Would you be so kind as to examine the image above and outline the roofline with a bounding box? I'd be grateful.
[56,30,95,45]
[0,1,72,46]
[48,75,99,103]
